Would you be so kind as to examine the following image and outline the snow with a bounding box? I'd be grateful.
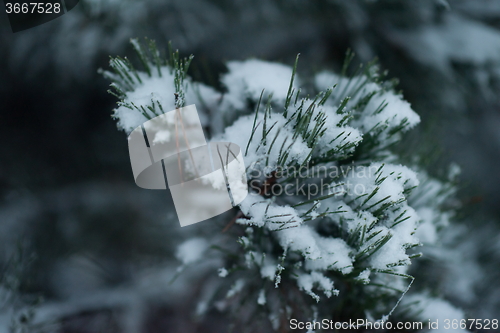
[312,162,423,270]
[402,293,470,333]
[257,289,266,305]
[408,170,456,246]
[392,14,500,73]
[175,238,209,265]
[414,207,439,244]
[352,90,420,136]
[238,195,303,230]
[448,163,461,181]
[368,266,411,296]
[236,146,423,284]
[226,279,245,298]
[315,71,380,107]
[315,71,420,141]
[367,227,409,270]
[288,99,363,157]
[304,236,353,274]
[113,67,220,133]
[221,59,300,110]
[108,50,469,317]
[343,163,419,212]
[296,272,338,302]
[217,111,312,172]
[321,202,377,235]
[260,258,277,281]
[218,268,228,277]
[355,269,371,284]
[410,172,454,210]
[276,225,321,259]
[422,224,484,305]
[238,236,250,248]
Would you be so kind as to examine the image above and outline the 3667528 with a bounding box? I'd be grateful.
[5,2,61,14]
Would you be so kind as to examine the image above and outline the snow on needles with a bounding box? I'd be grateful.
[108,53,458,318]
[221,59,300,110]
[112,67,220,133]
[315,71,420,141]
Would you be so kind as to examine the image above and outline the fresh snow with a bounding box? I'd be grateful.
[176,238,209,265]
[221,59,300,110]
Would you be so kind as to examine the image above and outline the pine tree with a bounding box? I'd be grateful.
[103,39,469,332]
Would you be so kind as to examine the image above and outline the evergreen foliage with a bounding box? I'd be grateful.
[103,39,466,332]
